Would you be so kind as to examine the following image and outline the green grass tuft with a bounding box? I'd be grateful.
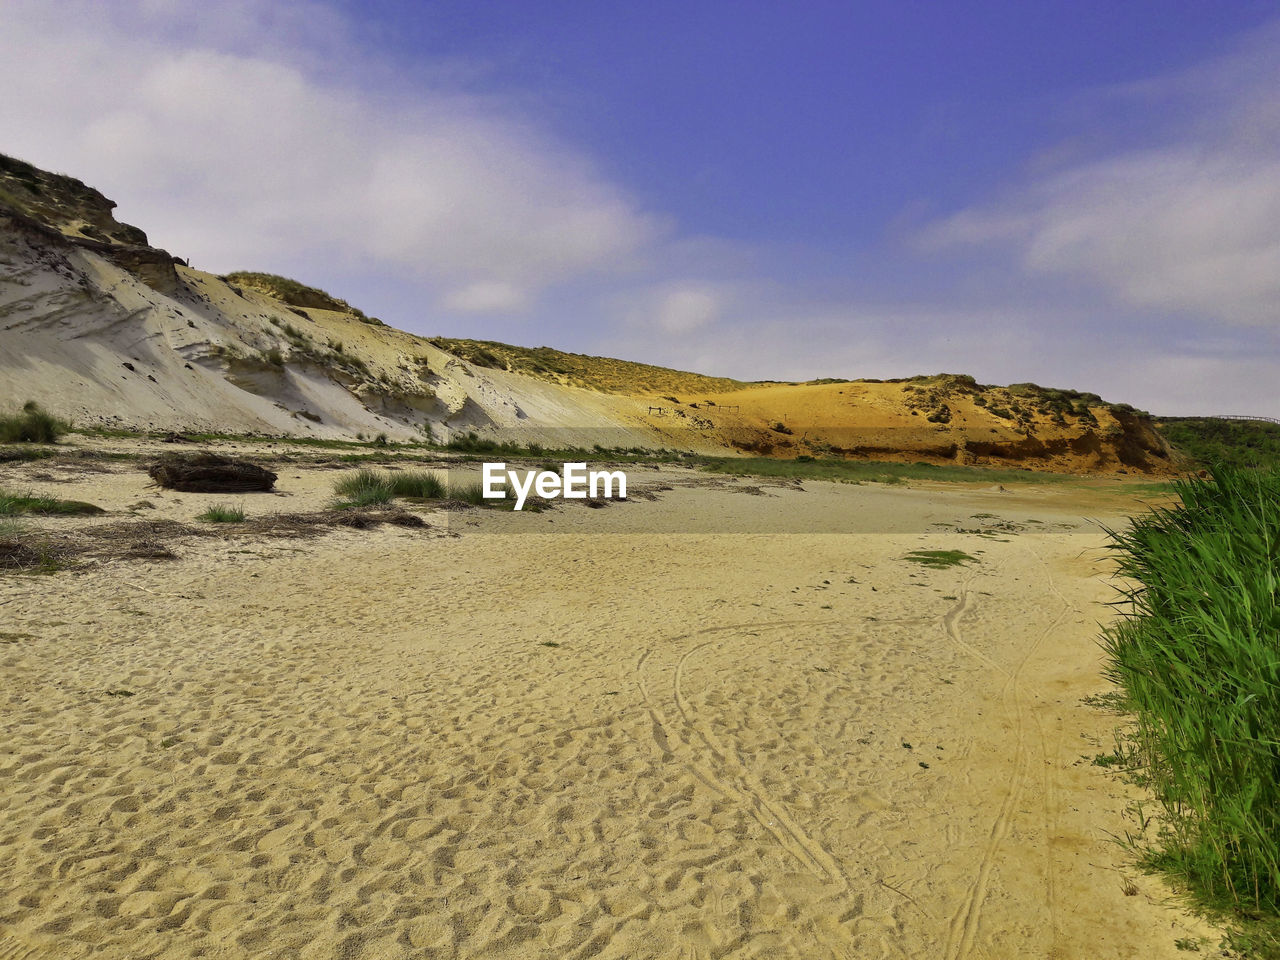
[331,467,464,508]
[0,490,104,516]
[331,468,396,508]
[449,482,491,506]
[902,549,977,569]
[330,468,517,509]
[196,503,246,523]
[0,401,70,443]
[386,470,445,499]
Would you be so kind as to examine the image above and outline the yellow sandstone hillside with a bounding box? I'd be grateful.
[0,152,1174,474]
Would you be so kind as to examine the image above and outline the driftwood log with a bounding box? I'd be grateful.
[148,453,277,492]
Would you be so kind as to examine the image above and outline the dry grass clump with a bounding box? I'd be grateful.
[0,518,64,571]
[269,510,427,531]
[0,539,58,571]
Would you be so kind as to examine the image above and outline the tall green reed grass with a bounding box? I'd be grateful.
[1103,464,1280,915]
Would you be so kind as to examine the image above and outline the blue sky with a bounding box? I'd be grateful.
[353,1,1267,240]
[3,1,1280,413]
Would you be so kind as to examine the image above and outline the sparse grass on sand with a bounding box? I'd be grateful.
[196,503,247,523]
[442,430,670,463]
[700,456,1075,485]
[0,401,70,443]
[1103,465,1280,953]
[0,447,57,463]
[0,490,104,516]
[902,549,977,569]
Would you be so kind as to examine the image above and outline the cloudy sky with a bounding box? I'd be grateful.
[3,0,1279,414]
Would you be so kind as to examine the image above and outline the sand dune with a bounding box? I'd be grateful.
[0,456,1217,958]
[3,152,1176,474]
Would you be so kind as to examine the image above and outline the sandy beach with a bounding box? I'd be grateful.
[1,451,1217,958]
[4,9,1276,953]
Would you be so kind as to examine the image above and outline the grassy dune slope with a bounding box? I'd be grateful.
[427,337,748,396]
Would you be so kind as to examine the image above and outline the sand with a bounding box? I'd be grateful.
[0,451,1218,958]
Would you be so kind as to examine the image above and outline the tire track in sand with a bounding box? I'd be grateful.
[1020,537,1089,956]
[636,619,849,889]
[942,553,1072,960]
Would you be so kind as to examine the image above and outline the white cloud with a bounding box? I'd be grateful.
[654,286,724,334]
[5,0,1280,419]
[920,22,1280,327]
[0,0,662,314]
[441,281,528,314]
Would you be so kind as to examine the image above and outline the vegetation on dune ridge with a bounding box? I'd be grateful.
[224,271,384,325]
[426,337,749,395]
[1159,417,1280,471]
[251,316,375,378]
[0,152,150,246]
[418,345,1151,431]
[894,374,1150,428]
[1103,465,1280,949]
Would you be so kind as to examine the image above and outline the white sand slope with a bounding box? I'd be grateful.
[0,472,1218,959]
[0,216,662,447]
